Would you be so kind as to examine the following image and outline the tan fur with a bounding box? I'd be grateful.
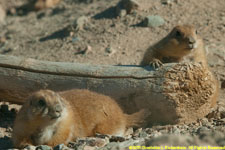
[34,0,61,10]
[140,25,208,67]
[12,89,149,148]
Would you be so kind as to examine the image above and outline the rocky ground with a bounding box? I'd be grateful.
[0,0,225,149]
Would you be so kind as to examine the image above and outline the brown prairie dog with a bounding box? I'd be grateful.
[140,25,208,68]
[140,25,219,107]
[12,89,149,148]
[34,0,61,10]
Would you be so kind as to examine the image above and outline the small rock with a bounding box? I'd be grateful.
[54,144,71,150]
[105,46,115,55]
[36,145,52,150]
[161,0,173,5]
[83,145,95,150]
[87,138,108,147]
[110,136,126,142]
[124,127,133,137]
[122,0,139,14]
[116,0,139,16]
[95,133,111,139]
[75,45,91,55]
[72,37,80,43]
[200,118,209,126]
[24,145,36,150]
[133,128,142,137]
[197,126,209,134]
[142,15,165,27]
[118,9,127,17]
[73,16,89,31]
[171,126,180,134]
[151,131,162,137]
[0,4,6,22]
[6,127,13,132]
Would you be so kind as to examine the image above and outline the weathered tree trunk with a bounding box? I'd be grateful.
[0,55,218,124]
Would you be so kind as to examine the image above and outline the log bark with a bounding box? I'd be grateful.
[0,55,218,124]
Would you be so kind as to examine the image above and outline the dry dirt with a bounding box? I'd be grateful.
[0,0,224,149]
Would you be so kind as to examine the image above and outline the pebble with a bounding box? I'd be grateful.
[71,37,80,43]
[109,136,126,142]
[73,16,89,31]
[105,46,115,55]
[24,145,36,150]
[116,0,140,16]
[83,145,95,150]
[87,138,108,147]
[36,145,52,150]
[200,118,209,126]
[161,0,173,5]
[118,9,127,17]
[142,15,165,27]
[197,126,210,134]
[122,0,140,14]
[54,144,71,150]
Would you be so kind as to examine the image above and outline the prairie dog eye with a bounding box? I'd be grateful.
[38,99,46,107]
[175,30,181,37]
[195,30,198,35]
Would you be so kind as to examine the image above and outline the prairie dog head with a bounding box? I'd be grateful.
[164,25,200,57]
[25,90,65,123]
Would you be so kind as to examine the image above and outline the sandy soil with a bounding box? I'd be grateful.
[0,0,224,149]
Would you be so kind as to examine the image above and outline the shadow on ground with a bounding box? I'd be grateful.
[39,27,70,42]
[0,136,13,150]
[0,104,16,150]
[93,6,117,19]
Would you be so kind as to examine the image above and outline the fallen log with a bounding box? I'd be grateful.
[0,55,218,125]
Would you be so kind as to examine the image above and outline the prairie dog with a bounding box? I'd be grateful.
[12,89,149,148]
[140,25,219,107]
[34,0,61,10]
[140,25,208,68]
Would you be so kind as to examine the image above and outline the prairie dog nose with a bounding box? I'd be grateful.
[55,104,62,113]
[188,36,196,44]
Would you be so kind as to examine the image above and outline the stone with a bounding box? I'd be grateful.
[24,145,36,150]
[143,15,165,27]
[73,16,89,31]
[109,136,126,142]
[161,0,173,5]
[116,0,140,16]
[122,0,139,14]
[200,118,209,126]
[83,145,95,150]
[54,144,72,150]
[36,145,52,150]
[196,126,210,134]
